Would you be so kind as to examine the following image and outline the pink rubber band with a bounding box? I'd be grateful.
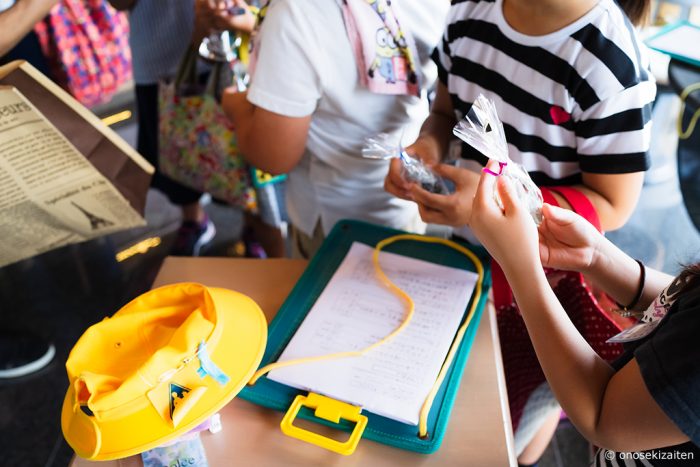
[482,161,507,176]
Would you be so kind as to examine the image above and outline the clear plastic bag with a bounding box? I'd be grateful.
[362,134,450,195]
[452,94,543,224]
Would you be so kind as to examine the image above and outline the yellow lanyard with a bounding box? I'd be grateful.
[678,82,700,140]
[249,234,485,438]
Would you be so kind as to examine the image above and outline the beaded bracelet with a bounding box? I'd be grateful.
[614,259,646,317]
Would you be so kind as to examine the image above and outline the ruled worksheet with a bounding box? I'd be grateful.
[267,242,478,425]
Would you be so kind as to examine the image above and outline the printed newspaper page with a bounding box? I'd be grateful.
[0,86,145,267]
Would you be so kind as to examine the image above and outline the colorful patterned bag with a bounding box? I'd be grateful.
[158,48,256,210]
[34,0,131,108]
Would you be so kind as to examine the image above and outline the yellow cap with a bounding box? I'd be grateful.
[61,283,267,460]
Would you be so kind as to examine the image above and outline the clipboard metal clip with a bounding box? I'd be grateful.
[280,392,367,456]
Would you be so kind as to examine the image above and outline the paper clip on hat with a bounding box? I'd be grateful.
[62,283,267,460]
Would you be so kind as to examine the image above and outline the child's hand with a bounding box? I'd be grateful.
[384,137,440,200]
[212,0,256,34]
[409,164,479,226]
[195,0,255,36]
[384,158,412,200]
[469,160,540,274]
[538,203,603,273]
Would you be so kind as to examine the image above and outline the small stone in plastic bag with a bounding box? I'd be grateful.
[362,134,451,195]
[399,151,449,195]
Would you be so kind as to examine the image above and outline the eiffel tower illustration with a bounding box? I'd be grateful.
[71,202,114,230]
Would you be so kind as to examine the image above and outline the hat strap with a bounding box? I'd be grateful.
[71,401,103,459]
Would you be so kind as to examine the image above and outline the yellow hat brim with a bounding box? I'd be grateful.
[62,287,267,460]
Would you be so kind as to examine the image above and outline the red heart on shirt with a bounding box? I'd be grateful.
[549,105,571,125]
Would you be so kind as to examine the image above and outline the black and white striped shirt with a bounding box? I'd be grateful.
[436,0,656,186]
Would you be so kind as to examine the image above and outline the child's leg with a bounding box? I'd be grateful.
[243,210,286,258]
[517,410,560,466]
[514,382,561,463]
[244,182,286,258]
[181,202,206,224]
[289,221,325,260]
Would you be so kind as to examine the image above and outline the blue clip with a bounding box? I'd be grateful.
[196,341,230,386]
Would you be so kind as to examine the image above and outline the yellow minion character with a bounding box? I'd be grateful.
[368,27,402,83]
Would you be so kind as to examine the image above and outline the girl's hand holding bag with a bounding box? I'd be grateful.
[453,96,626,431]
[493,186,625,430]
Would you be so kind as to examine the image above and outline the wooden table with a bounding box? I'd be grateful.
[73,257,516,466]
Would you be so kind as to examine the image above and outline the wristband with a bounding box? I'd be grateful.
[614,259,645,316]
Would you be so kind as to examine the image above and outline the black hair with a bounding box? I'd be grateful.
[616,0,652,26]
[678,262,700,297]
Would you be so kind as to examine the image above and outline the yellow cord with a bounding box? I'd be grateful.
[412,237,484,437]
[248,234,485,439]
[678,82,700,140]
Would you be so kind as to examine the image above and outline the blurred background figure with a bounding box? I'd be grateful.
[110,0,216,257]
[112,0,285,258]
[198,0,288,259]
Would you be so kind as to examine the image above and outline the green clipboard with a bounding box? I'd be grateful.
[238,219,492,454]
[645,21,700,68]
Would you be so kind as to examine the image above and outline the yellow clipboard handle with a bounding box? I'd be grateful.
[280,393,368,456]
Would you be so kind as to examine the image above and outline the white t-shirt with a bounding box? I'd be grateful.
[247,0,449,236]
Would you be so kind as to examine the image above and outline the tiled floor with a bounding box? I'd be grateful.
[1,90,699,467]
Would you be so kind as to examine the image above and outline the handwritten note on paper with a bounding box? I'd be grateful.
[267,242,478,425]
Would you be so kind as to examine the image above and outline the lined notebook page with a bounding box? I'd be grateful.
[267,242,478,425]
